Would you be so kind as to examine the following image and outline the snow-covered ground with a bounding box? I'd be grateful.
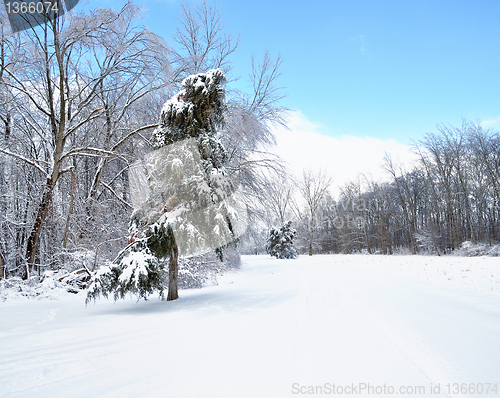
[1,254,499,398]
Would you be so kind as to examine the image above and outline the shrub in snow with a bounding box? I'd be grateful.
[86,247,165,303]
[415,229,443,255]
[455,241,500,257]
[51,249,96,274]
[178,255,216,290]
[178,246,240,289]
[0,270,90,301]
[266,221,298,259]
[56,268,92,290]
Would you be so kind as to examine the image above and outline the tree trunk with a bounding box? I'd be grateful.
[25,178,55,277]
[167,242,179,301]
[0,251,5,279]
[363,211,372,254]
[62,170,76,248]
[308,227,313,256]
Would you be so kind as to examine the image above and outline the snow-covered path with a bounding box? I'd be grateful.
[1,255,499,397]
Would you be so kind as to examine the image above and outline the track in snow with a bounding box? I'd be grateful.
[1,254,499,398]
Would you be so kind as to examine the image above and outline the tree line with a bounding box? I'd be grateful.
[254,120,500,256]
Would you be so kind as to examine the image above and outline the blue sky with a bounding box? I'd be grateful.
[90,0,500,145]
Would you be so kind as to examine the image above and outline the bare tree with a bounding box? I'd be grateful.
[384,155,419,254]
[247,51,287,126]
[170,0,239,84]
[295,169,333,255]
[265,174,294,225]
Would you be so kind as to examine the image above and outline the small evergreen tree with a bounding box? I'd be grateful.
[87,69,244,303]
[266,221,298,259]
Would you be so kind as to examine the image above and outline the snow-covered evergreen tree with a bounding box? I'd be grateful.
[266,221,298,259]
[87,69,246,303]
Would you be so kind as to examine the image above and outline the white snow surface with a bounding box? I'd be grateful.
[1,254,499,398]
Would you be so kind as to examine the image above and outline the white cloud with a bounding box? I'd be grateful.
[270,111,418,197]
[480,117,500,129]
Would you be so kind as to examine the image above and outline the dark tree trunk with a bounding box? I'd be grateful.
[363,213,372,254]
[309,217,313,256]
[0,251,5,279]
[62,170,76,248]
[167,242,179,301]
[25,178,55,278]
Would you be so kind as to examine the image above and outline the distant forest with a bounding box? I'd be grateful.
[252,121,500,257]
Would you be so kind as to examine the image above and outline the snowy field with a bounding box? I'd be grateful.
[1,254,499,398]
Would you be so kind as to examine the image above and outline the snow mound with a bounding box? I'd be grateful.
[455,241,500,257]
[0,269,89,301]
